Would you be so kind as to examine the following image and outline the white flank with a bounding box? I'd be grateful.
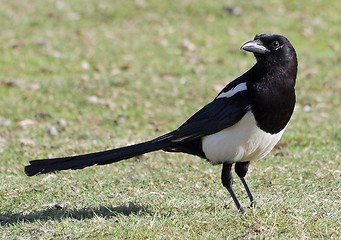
[202,111,286,164]
[217,82,247,99]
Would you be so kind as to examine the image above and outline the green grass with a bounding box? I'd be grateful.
[0,0,340,239]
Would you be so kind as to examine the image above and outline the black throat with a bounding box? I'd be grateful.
[248,58,297,134]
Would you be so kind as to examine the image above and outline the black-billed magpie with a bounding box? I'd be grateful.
[25,34,297,212]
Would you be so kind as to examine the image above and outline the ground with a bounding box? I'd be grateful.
[0,0,340,239]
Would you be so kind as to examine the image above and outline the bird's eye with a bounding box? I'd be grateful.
[271,40,281,49]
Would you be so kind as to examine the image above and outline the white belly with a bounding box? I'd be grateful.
[202,112,285,164]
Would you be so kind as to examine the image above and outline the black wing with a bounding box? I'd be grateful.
[24,87,250,176]
[152,91,250,143]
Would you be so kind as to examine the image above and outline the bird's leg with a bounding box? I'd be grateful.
[235,162,256,208]
[221,163,244,213]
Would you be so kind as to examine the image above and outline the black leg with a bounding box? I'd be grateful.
[240,177,256,208]
[221,163,244,213]
[235,162,256,208]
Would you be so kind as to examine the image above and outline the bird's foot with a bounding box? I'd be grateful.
[250,200,256,208]
[238,206,246,214]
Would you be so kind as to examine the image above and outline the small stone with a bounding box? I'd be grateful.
[57,119,67,127]
[303,104,311,112]
[180,39,196,52]
[35,37,47,46]
[81,60,90,70]
[0,118,11,126]
[86,95,101,104]
[19,138,35,146]
[48,126,59,136]
[18,119,36,128]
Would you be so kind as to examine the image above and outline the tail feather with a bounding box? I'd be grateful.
[24,140,171,176]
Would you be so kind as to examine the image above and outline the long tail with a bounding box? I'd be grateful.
[24,139,172,176]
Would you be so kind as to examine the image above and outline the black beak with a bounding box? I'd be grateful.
[241,39,269,54]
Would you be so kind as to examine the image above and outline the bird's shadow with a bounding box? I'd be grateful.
[0,202,150,226]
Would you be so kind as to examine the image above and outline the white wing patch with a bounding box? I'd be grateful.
[217,82,247,99]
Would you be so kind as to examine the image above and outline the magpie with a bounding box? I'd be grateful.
[25,33,297,212]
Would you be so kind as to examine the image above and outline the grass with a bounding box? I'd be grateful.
[0,0,340,239]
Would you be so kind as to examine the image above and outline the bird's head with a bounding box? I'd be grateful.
[241,34,297,70]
